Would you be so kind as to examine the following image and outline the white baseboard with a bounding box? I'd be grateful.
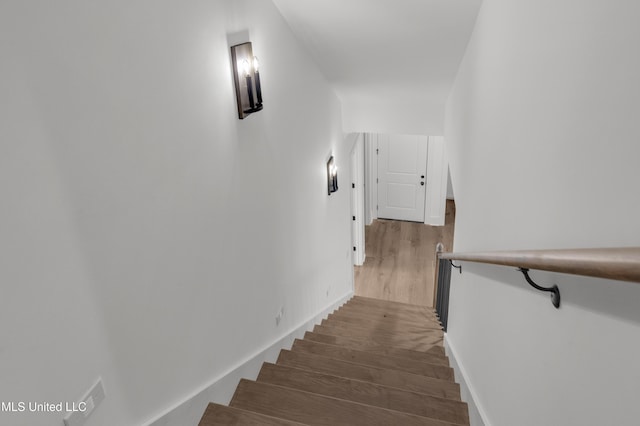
[444,334,491,426]
[145,291,353,426]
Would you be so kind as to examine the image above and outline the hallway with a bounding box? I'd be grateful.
[354,200,456,307]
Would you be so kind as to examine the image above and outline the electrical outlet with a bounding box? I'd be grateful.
[63,378,105,426]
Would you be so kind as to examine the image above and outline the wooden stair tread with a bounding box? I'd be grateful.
[326,312,443,332]
[347,297,440,317]
[318,319,444,337]
[306,330,447,358]
[257,363,469,425]
[198,403,307,425]
[230,379,459,426]
[332,311,442,332]
[330,306,442,323]
[291,339,454,381]
[304,331,448,364]
[199,297,470,426]
[277,349,460,400]
[322,317,444,336]
[338,304,440,324]
[312,324,444,352]
[351,295,439,314]
[340,301,439,317]
[336,308,440,325]
[316,321,443,337]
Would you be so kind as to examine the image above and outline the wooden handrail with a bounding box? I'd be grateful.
[439,247,640,283]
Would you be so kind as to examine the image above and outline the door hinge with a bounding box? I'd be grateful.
[352,183,355,188]
[352,216,356,221]
[376,148,379,154]
[353,246,356,251]
[376,178,378,183]
[376,205,379,210]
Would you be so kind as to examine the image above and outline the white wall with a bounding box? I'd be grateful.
[0,1,353,425]
[446,168,454,200]
[343,98,444,136]
[445,1,640,425]
[271,0,482,138]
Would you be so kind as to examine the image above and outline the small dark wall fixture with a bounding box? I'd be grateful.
[231,42,263,119]
[327,156,338,195]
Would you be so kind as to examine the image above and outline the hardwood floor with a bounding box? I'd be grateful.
[355,200,456,307]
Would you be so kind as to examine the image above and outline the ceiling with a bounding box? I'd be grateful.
[272,0,483,134]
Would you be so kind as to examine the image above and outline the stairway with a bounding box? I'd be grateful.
[199,296,469,425]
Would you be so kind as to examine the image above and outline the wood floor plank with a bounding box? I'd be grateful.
[291,339,454,381]
[198,403,307,426]
[304,332,448,364]
[277,350,460,400]
[354,200,455,307]
[327,311,443,332]
[313,324,444,352]
[231,380,458,426]
[257,363,469,425]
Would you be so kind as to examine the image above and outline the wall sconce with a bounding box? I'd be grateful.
[327,156,338,195]
[231,42,263,119]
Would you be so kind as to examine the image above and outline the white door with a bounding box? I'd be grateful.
[377,134,428,222]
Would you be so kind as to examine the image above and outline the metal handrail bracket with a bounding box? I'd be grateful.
[518,268,561,309]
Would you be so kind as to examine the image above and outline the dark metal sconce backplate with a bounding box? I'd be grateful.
[327,156,338,195]
[231,42,263,119]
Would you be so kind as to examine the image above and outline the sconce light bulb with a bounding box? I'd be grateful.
[242,59,251,77]
[253,56,260,73]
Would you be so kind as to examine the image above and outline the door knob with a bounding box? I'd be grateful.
[420,182,425,186]
[421,175,425,178]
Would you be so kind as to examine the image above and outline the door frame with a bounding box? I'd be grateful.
[423,136,449,226]
[350,135,365,266]
[364,133,378,225]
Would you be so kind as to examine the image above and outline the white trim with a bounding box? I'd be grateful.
[350,135,365,266]
[144,291,354,426]
[371,134,378,222]
[424,136,448,226]
[364,133,378,224]
[444,334,492,426]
